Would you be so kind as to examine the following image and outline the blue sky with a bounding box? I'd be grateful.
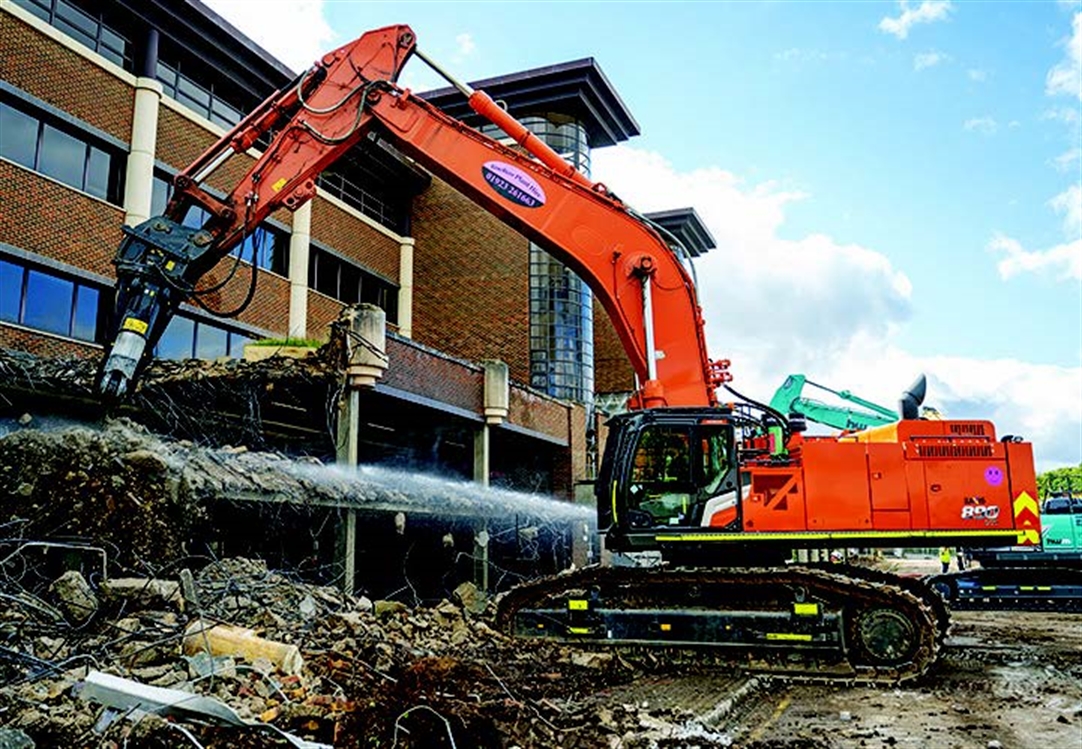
[206,1,1081,469]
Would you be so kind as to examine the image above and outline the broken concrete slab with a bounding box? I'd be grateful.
[48,571,97,624]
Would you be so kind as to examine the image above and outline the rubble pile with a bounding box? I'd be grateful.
[0,555,696,748]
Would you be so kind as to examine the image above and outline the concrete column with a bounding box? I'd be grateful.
[473,527,489,592]
[483,360,510,424]
[335,389,360,596]
[473,426,489,486]
[334,306,388,595]
[474,360,509,487]
[344,304,388,388]
[397,237,415,338]
[122,77,163,226]
[288,201,312,339]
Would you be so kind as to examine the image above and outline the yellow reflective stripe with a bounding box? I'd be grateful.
[611,482,618,526]
[982,586,997,591]
[655,529,1022,543]
[1020,586,1035,591]
[567,599,589,611]
[660,623,672,632]
[793,603,819,616]
[766,633,813,642]
[1038,586,1052,591]
[568,627,591,635]
[121,317,148,335]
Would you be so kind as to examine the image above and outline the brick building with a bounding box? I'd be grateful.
[0,0,714,498]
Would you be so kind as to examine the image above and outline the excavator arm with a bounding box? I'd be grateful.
[99,24,728,407]
[769,373,900,432]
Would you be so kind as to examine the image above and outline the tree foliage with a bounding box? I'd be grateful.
[1037,464,1082,498]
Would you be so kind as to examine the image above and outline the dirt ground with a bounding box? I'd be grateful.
[722,609,1082,749]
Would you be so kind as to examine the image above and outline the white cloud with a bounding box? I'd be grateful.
[202,0,335,73]
[787,338,1082,472]
[879,1,954,40]
[914,50,950,70]
[963,116,998,134]
[1050,183,1082,236]
[1047,12,1082,101]
[990,232,1082,281]
[1053,147,1082,172]
[592,146,912,371]
[1043,106,1082,126]
[453,32,477,62]
[967,68,987,82]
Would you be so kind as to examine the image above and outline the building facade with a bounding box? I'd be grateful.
[0,0,713,498]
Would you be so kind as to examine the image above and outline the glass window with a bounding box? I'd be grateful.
[24,269,74,336]
[339,263,361,304]
[195,322,228,359]
[0,260,24,322]
[72,284,99,341]
[151,173,172,216]
[39,124,86,188]
[157,315,195,359]
[84,146,110,200]
[313,250,339,297]
[0,105,39,169]
[12,0,50,22]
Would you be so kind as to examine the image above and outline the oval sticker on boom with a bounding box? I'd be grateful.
[482,161,546,208]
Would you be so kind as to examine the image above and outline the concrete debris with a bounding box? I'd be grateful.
[0,729,34,749]
[79,670,330,749]
[48,571,98,624]
[0,554,652,748]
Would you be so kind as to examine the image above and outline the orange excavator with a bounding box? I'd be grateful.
[97,25,1041,683]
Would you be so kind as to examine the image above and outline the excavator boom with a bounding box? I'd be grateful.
[99,24,723,408]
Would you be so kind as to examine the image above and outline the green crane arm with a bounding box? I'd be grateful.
[769,374,899,432]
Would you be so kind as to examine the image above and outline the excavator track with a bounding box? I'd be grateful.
[497,565,942,686]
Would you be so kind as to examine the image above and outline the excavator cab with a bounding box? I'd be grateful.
[599,408,745,549]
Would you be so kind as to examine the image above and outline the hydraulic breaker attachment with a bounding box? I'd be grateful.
[99,217,220,399]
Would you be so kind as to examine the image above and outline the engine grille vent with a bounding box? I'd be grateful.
[948,422,987,436]
[914,444,994,459]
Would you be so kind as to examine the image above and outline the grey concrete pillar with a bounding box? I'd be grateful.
[288,201,312,340]
[344,304,388,388]
[473,426,489,487]
[473,527,489,592]
[483,360,509,424]
[334,305,388,595]
[474,360,509,487]
[122,77,163,226]
[397,237,415,338]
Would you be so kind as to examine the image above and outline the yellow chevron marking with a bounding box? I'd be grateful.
[1013,491,1039,519]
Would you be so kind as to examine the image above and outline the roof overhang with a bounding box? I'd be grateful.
[644,208,716,257]
[421,59,640,148]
